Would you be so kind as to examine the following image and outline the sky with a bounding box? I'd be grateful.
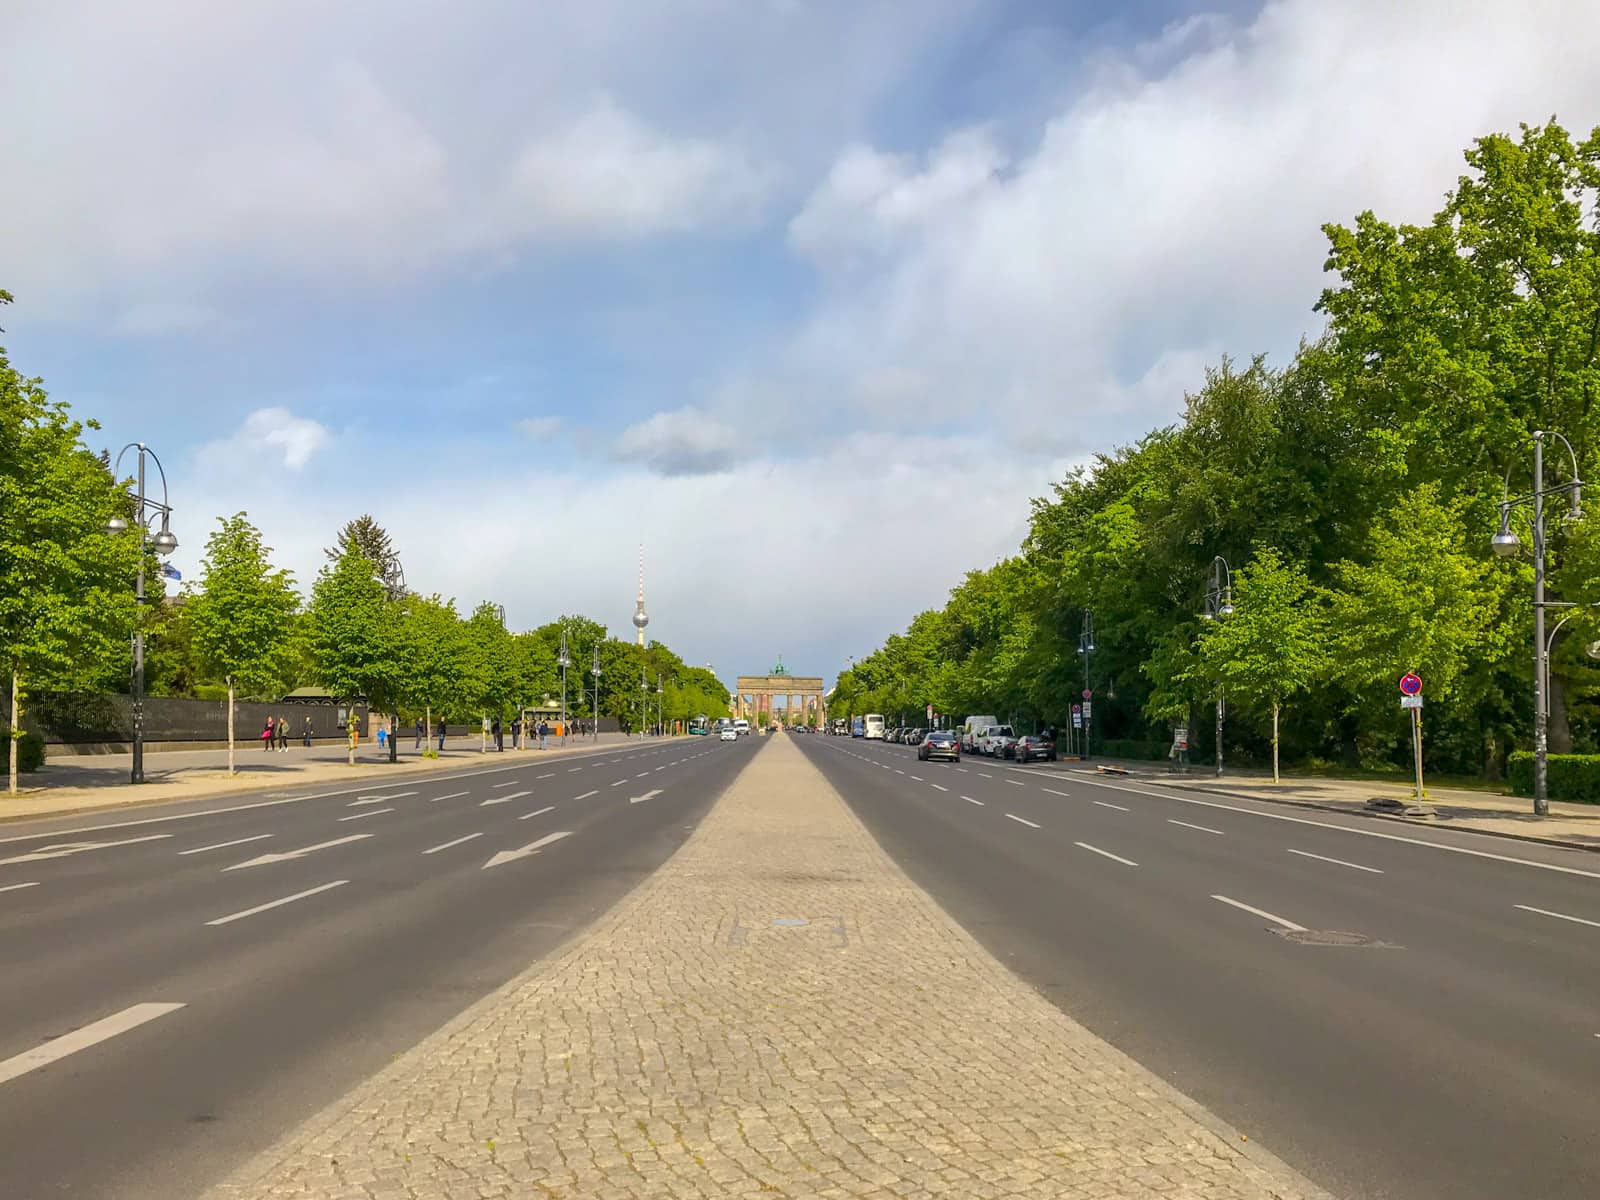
[4,0,1599,695]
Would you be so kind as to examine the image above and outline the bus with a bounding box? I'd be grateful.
[864,713,886,740]
[688,715,710,736]
[851,716,865,738]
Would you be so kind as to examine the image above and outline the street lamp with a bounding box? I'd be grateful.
[104,443,178,785]
[557,628,572,744]
[1492,429,1583,816]
[1199,555,1234,778]
[656,672,664,738]
[639,666,649,739]
[1077,609,1095,760]
[590,645,602,742]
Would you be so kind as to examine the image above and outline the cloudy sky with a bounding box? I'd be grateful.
[5,0,1598,692]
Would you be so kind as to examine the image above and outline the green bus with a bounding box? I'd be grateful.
[688,714,710,736]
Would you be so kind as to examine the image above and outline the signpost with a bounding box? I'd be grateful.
[1400,673,1425,801]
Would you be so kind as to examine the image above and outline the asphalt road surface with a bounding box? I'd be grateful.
[0,735,752,1199]
[798,733,1600,1200]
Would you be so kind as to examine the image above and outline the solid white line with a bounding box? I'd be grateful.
[337,808,393,821]
[1005,813,1041,829]
[1075,841,1137,866]
[422,832,483,855]
[518,806,556,821]
[1287,848,1384,874]
[930,783,949,792]
[1211,894,1306,931]
[1043,787,1071,797]
[0,1002,186,1087]
[0,881,40,894]
[1093,800,1130,812]
[205,880,350,926]
[429,790,469,803]
[962,796,984,806]
[1168,819,1225,836]
[1071,774,1600,881]
[179,834,273,855]
[1514,903,1600,929]
[573,790,599,800]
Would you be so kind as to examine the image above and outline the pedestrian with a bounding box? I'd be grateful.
[303,715,313,747]
[510,717,521,749]
[437,718,447,752]
[414,715,424,749]
[538,719,548,750]
[493,715,503,752]
[261,716,275,751]
[377,722,387,751]
[278,716,290,752]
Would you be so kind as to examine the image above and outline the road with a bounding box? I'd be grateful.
[797,733,1600,1200]
[0,734,751,1199]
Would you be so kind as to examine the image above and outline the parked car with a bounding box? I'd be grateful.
[979,724,1017,757]
[961,715,998,753]
[1013,734,1056,763]
[904,727,924,745]
[917,730,960,762]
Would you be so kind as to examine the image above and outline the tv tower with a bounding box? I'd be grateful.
[633,544,649,646]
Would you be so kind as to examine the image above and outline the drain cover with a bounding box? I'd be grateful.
[1273,929,1392,947]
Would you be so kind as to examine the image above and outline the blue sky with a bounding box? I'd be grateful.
[4,0,1597,692]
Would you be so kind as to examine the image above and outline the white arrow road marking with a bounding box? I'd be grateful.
[205,880,349,925]
[0,1002,186,1087]
[482,830,572,870]
[348,791,416,806]
[517,806,556,821]
[179,834,274,856]
[0,881,41,894]
[0,834,171,866]
[573,790,599,800]
[629,790,663,805]
[223,834,372,872]
[480,790,531,807]
[423,832,483,855]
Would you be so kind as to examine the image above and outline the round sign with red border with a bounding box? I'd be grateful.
[1399,672,1422,696]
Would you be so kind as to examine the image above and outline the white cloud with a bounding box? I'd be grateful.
[612,407,743,476]
[516,416,564,441]
[500,98,769,241]
[196,407,331,475]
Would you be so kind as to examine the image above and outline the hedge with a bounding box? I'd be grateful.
[1098,738,1170,761]
[1507,751,1600,804]
[3,729,45,773]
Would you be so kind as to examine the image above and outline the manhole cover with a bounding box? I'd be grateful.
[1273,929,1389,947]
[771,917,810,927]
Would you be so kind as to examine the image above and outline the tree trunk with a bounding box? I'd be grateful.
[1272,699,1280,784]
[426,704,432,752]
[1549,670,1574,754]
[226,678,236,776]
[8,667,19,797]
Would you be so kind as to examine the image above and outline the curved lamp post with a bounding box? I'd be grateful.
[1198,555,1234,777]
[557,628,572,743]
[590,645,602,742]
[1492,430,1583,816]
[656,672,664,738]
[104,443,178,785]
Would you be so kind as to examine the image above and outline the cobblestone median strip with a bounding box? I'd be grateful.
[209,735,1330,1200]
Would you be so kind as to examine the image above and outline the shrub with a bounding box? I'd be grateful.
[4,729,45,773]
[1507,751,1600,804]
[1099,738,1170,761]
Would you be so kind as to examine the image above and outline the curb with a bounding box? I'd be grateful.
[1081,771,1600,855]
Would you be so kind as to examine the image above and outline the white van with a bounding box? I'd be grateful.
[733,718,751,736]
[864,713,886,740]
[961,715,998,753]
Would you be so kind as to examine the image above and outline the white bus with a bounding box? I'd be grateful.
[864,713,886,740]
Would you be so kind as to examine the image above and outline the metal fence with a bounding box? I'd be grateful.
[4,692,370,746]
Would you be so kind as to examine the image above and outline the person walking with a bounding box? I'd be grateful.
[538,719,548,750]
[278,716,290,752]
[377,722,387,752]
[492,715,503,752]
[437,718,447,752]
[261,717,275,751]
[303,715,313,747]
[510,716,522,750]
[414,715,424,749]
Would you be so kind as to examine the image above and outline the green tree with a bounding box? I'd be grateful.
[0,339,139,793]
[186,514,300,774]
[305,544,397,764]
[1196,549,1326,781]
[397,594,469,740]
[326,514,406,602]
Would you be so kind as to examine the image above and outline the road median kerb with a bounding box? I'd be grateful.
[206,733,1330,1199]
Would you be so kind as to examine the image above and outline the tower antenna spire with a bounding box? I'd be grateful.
[632,544,650,646]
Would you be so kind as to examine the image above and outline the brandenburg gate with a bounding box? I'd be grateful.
[734,661,825,727]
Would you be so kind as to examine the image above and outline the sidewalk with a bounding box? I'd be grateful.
[1063,759,1600,851]
[207,733,1328,1200]
[2,733,645,824]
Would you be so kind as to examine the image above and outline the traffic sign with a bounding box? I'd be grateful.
[1081,701,1092,719]
[1399,672,1422,696]
[1071,704,1082,715]
[1082,689,1093,700]
[1401,695,1423,710]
